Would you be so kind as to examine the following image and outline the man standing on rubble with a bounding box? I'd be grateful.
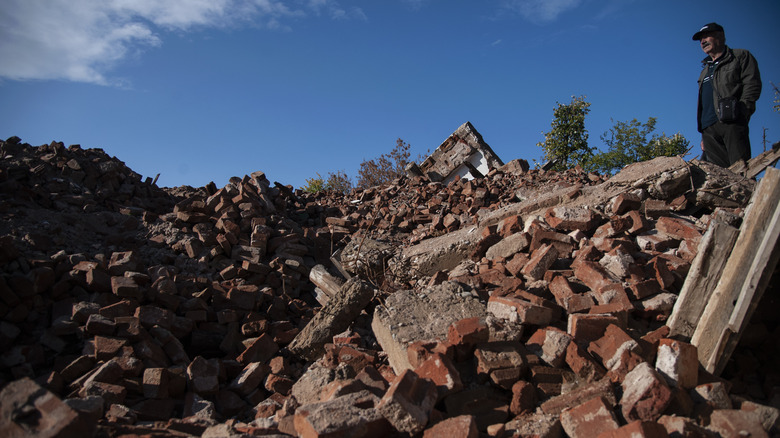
[694,22,762,168]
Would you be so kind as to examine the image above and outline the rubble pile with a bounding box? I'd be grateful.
[1,134,779,438]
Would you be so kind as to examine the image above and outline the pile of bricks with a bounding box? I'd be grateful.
[0,135,778,437]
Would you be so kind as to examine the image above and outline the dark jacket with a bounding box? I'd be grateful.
[697,46,762,132]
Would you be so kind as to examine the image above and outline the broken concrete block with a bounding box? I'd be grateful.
[294,390,389,438]
[289,277,376,361]
[388,226,482,282]
[372,281,484,373]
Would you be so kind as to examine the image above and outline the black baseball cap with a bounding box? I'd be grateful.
[692,22,724,40]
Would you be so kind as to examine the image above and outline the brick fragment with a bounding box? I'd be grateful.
[526,326,572,368]
[423,415,478,438]
[0,377,90,437]
[620,362,672,422]
[568,313,622,345]
[560,396,620,438]
[187,356,220,396]
[596,420,670,438]
[588,324,641,372]
[541,377,615,416]
[545,206,601,232]
[485,232,530,260]
[142,367,169,399]
[566,341,607,382]
[236,333,279,365]
[521,243,558,281]
[655,339,698,389]
[413,353,463,398]
[509,380,536,416]
[487,295,555,326]
[377,370,437,435]
[709,409,769,438]
[294,391,389,438]
[443,386,510,431]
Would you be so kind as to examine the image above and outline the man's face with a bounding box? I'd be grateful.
[699,32,724,57]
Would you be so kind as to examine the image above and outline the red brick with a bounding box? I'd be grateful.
[573,261,616,293]
[142,367,169,399]
[0,377,90,437]
[228,361,269,397]
[541,378,615,416]
[497,215,523,237]
[566,341,607,382]
[521,243,558,281]
[187,356,220,396]
[588,324,641,372]
[620,362,672,422]
[526,326,572,368]
[545,206,601,232]
[448,316,489,347]
[135,305,174,329]
[236,333,279,365]
[474,341,527,378]
[656,216,702,241]
[612,193,642,215]
[709,409,769,438]
[93,335,127,361]
[655,339,698,389]
[568,313,622,345]
[560,396,620,438]
[487,295,555,326]
[509,380,537,416]
[424,415,478,438]
[443,386,510,431]
[597,420,670,438]
[414,353,463,398]
[111,276,142,300]
[530,230,576,257]
[627,278,662,300]
[377,369,438,435]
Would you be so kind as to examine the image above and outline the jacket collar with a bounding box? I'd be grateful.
[701,45,732,66]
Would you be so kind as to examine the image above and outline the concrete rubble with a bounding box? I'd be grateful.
[0,130,779,437]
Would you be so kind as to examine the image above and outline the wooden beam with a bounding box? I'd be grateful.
[691,167,780,374]
[667,218,739,340]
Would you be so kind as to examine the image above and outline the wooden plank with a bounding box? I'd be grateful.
[691,167,780,374]
[729,141,780,179]
[309,264,344,305]
[711,199,780,374]
[667,219,739,339]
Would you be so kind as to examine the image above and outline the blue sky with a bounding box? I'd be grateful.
[1,0,779,189]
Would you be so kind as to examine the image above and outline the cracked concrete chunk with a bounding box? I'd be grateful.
[372,281,485,373]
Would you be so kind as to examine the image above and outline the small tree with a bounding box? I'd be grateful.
[538,95,593,171]
[588,117,690,175]
[300,174,325,193]
[325,170,353,194]
[356,138,411,189]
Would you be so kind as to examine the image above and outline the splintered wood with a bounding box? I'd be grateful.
[684,167,780,375]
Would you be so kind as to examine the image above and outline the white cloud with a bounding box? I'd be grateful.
[502,0,582,23]
[0,0,364,85]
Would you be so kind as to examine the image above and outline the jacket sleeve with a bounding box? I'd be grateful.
[739,51,762,115]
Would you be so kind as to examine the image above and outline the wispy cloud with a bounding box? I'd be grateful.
[0,0,364,85]
[501,0,582,23]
